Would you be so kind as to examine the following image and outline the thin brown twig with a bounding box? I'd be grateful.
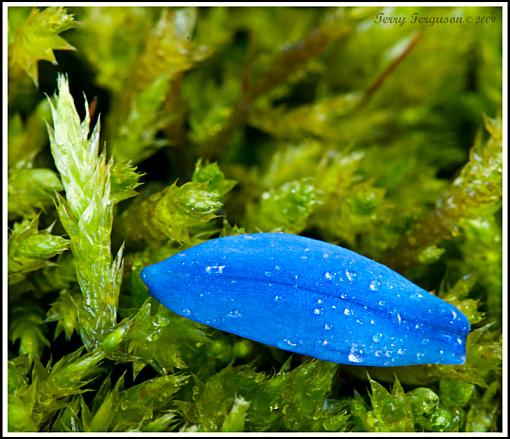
[357,30,424,110]
[198,18,354,159]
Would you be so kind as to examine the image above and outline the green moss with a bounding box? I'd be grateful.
[7,5,502,432]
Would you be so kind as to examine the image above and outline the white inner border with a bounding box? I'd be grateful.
[2,2,507,437]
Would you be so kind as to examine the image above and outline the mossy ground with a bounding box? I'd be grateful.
[7,5,503,432]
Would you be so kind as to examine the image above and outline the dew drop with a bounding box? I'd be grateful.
[369,280,381,291]
[205,265,225,274]
[314,308,322,315]
[397,348,406,355]
[345,269,357,282]
[343,308,352,316]
[324,272,333,280]
[227,310,242,318]
[324,323,333,330]
[348,345,364,363]
[322,253,330,259]
[301,255,308,261]
[181,309,191,316]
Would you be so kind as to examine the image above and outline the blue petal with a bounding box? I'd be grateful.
[141,233,469,366]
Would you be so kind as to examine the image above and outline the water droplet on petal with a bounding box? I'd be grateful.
[205,265,225,274]
[345,269,357,282]
[369,280,381,291]
[348,345,364,363]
